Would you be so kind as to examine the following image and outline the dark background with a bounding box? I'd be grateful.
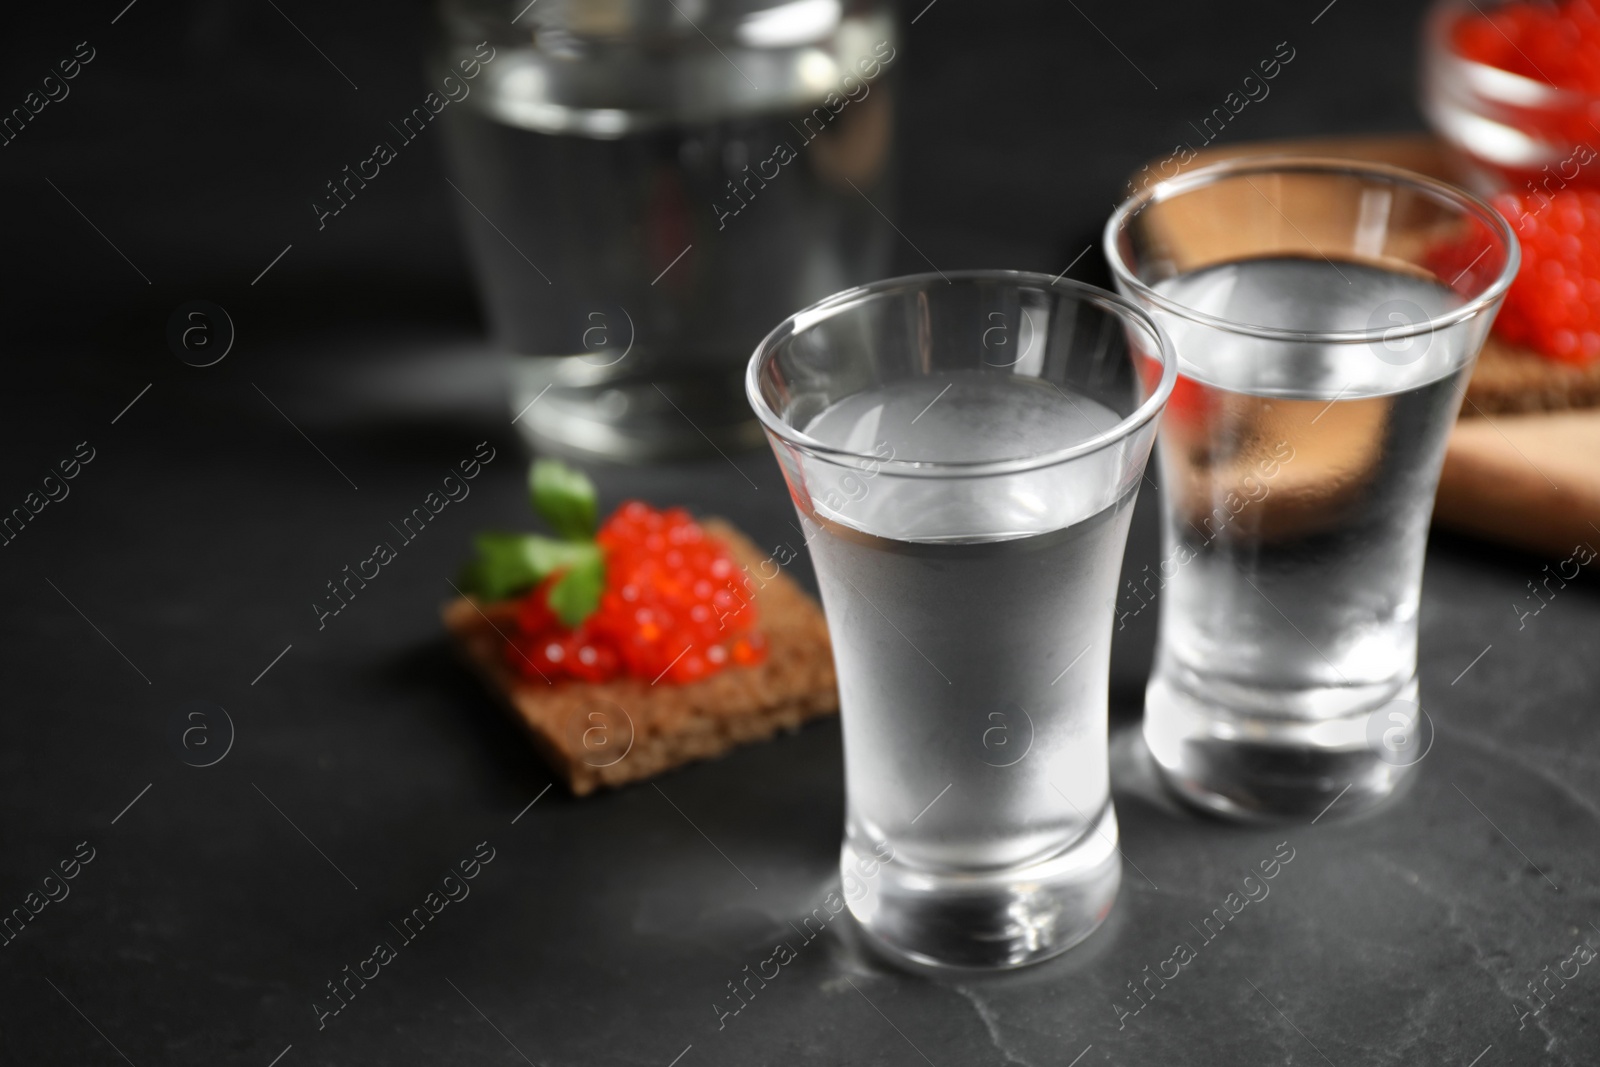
[2,1,1597,1065]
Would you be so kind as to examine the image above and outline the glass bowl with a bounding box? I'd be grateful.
[1420,0,1600,193]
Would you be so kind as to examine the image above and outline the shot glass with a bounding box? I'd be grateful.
[1104,157,1518,821]
[747,271,1175,968]
[432,0,898,461]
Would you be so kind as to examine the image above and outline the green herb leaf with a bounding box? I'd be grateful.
[545,550,605,627]
[530,460,598,542]
[461,532,602,603]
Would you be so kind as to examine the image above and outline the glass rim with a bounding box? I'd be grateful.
[1102,155,1521,344]
[745,269,1177,478]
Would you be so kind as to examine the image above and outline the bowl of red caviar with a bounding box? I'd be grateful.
[1422,0,1600,192]
[1422,0,1600,365]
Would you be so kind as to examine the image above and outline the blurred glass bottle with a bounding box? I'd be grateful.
[432,0,899,460]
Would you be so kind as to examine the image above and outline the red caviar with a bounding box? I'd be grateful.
[1489,189,1600,364]
[506,502,766,684]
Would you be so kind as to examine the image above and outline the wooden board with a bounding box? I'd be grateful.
[1434,410,1600,554]
[1160,133,1600,557]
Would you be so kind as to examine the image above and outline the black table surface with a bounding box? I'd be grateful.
[5,1,1599,1064]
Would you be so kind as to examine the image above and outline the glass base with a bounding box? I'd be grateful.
[510,354,763,462]
[842,804,1122,970]
[1143,671,1421,822]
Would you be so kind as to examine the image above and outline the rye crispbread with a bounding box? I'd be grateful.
[1464,334,1600,414]
[443,520,837,795]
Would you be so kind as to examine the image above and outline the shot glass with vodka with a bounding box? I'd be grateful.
[747,272,1175,968]
[432,0,898,461]
[1105,157,1518,821]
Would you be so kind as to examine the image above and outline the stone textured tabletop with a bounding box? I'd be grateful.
[2,1,1596,1064]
